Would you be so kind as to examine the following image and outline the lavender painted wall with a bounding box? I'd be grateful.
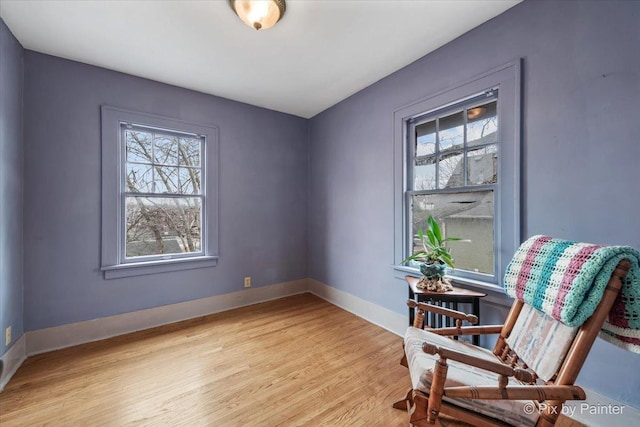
[309,0,640,406]
[0,20,24,357]
[23,52,308,331]
[5,0,640,409]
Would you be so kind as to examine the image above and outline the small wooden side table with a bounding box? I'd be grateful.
[406,275,486,345]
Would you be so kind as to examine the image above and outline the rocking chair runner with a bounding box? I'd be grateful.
[393,240,634,426]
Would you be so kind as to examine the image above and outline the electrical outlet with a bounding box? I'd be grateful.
[244,276,251,288]
[5,326,11,346]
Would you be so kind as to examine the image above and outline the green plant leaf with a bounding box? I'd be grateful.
[426,229,437,247]
[402,216,467,272]
[417,229,426,248]
[428,216,442,243]
[440,252,455,268]
[400,251,429,265]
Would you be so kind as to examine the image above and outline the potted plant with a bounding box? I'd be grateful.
[401,216,463,292]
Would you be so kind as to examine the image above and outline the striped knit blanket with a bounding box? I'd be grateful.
[503,235,640,354]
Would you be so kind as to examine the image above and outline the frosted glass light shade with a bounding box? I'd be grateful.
[467,107,487,120]
[231,0,286,31]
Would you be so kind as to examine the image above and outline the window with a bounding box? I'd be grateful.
[409,93,498,276]
[123,125,204,260]
[394,61,521,287]
[101,107,219,279]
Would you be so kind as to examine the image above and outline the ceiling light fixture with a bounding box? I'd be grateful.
[230,0,286,31]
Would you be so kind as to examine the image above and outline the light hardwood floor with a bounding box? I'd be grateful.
[0,293,582,426]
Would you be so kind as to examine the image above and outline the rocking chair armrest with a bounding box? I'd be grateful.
[443,385,586,401]
[422,342,536,383]
[407,300,478,325]
[429,325,504,337]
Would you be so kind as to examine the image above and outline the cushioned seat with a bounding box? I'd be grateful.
[394,237,636,427]
[405,327,539,426]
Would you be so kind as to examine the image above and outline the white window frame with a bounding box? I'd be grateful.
[101,106,219,279]
[393,61,521,289]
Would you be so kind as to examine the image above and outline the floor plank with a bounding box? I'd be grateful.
[0,294,410,426]
[0,293,582,426]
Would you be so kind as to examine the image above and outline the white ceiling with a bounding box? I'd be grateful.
[0,0,521,118]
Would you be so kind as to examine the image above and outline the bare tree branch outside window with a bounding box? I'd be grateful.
[123,127,204,259]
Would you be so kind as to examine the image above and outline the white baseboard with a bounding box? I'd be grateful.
[3,277,639,424]
[0,334,27,391]
[307,279,640,425]
[26,278,309,356]
[565,389,640,427]
[0,278,308,392]
[307,278,407,337]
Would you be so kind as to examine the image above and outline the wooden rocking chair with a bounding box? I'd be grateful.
[393,259,632,427]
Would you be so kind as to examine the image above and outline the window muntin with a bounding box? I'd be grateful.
[407,92,499,278]
[122,124,205,262]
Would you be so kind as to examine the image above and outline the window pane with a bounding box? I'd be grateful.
[467,101,498,147]
[154,135,179,165]
[179,167,201,194]
[438,151,463,188]
[125,196,202,258]
[415,155,436,190]
[416,120,436,156]
[153,166,179,193]
[126,130,153,163]
[179,137,201,167]
[126,164,153,193]
[467,145,497,185]
[438,111,464,151]
[412,191,494,275]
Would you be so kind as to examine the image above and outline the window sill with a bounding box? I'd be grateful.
[102,255,218,279]
[392,264,505,294]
